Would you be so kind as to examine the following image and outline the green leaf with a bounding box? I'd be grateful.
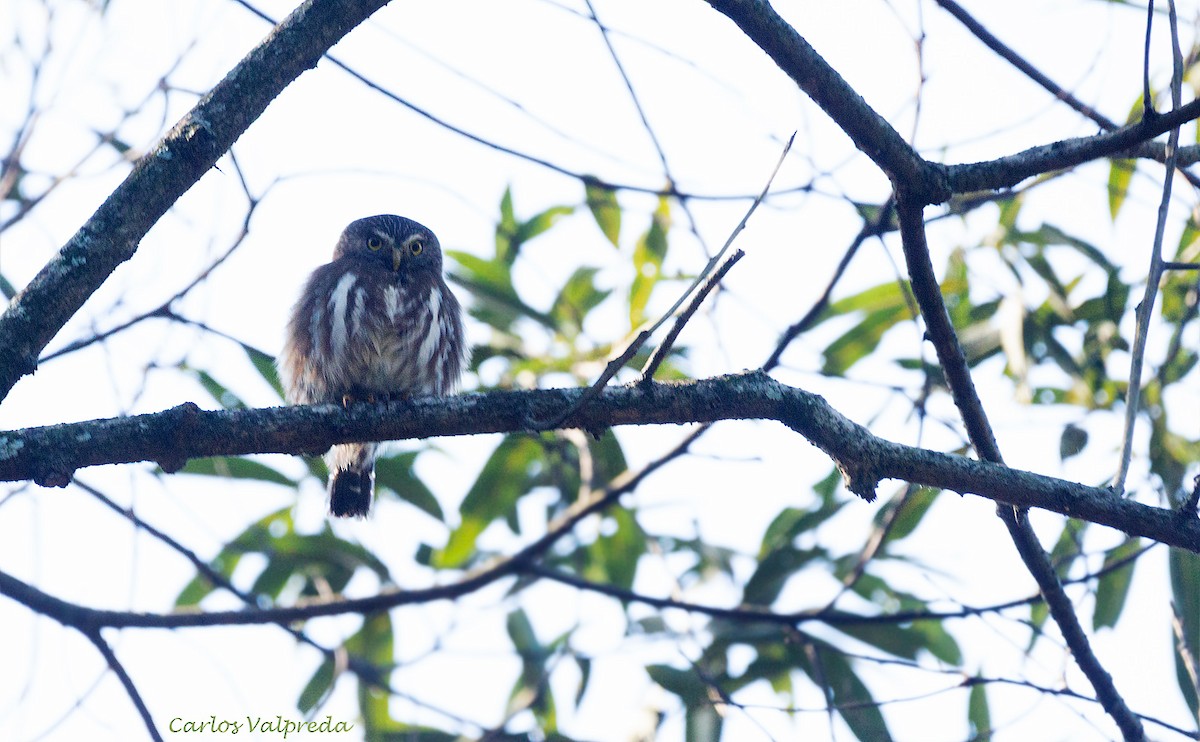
[822,307,906,375]
[494,185,572,265]
[646,664,708,707]
[968,680,991,740]
[911,620,963,665]
[186,365,247,409]
[809,644,894,742]
[175,508,394,608]
[434,435,544,567]
[297,657,335,714]
[1170,548,1200,715]
[836,617,961,666]
[742,545,823,605]
[1107,91,1145,221]
[347,611,395,669]
[1107,159,1135,221]
[506,608,557,728]
[583,506,645,590]
[816,281,911,375]
[516,205,574,251]
[172,456,296,487]
[551,267,611,337]
[629,195,671,328]
[878,486,939,545]
[243,343,283,399]
[648,664,722,740]
[496,186,518,261]
[1093,537,1140,630]
[374,450,442,521]
[584,177,621,247]
[0,272,15,301]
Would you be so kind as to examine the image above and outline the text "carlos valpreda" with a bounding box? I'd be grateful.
[169,715,354,737]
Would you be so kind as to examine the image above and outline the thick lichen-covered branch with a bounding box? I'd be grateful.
[1,372,1197,553]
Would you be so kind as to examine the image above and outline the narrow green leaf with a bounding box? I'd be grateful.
[816,281,911,374]
[968,680,991,740]
[911,620,963,665]
[646,665,707,706]
[1170,548,1200,715]
[1107,158,1135,221]
[347,612,395,668]
[297,657,335,714]
[743,546,823,605]
[1106,89,1148,224]
[374,451,442,521]
[836,622,924,660]
[821,308,905,375]
[583,507,645,590]
[513,205,574,256]
[814,646,894,742]
[584,177,621,246]
[249,558,296,601]
[172,456,296,487]
[242,343,283,399]
[185,366,246,410]
[1093,537,1140,630]
[435,435,544,567]
[507,607,543,657]
[551,267,610,337]
[878,486,939,545]
[629,196,671,328]
[496,186,517,261]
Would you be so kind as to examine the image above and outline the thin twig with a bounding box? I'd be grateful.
[640,249,744,381]
[528,134,793,429]
[39,153,262,364]
[82,628,162,742]
[1143,1,1157,120]
[224,0,806,204]
[71,478,479,730]
[1114,0,1183,494]
[761,197,896,371]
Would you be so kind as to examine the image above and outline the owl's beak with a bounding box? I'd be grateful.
[391,245,404,272]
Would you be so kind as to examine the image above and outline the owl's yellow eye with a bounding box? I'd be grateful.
[409,240,424,256]
[366,236,384,251]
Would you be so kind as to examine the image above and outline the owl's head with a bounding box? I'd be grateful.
[332,215,444,279]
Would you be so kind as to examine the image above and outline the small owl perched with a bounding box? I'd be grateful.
[279,215,466,518]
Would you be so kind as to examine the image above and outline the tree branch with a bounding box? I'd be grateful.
[1,372,1197,551]
[0,0,393,403]
[704,0,1200,204]
[704,0,947,202]
[83,628,163,742]
[894,202,1146,739]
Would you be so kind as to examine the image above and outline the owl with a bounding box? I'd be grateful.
[279,215,466,518]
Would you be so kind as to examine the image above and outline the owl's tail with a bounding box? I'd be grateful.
[326,442,377,518]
